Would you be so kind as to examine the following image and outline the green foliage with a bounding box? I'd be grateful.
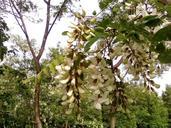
[0,17,9,61]
[84,31,107,52]
[4,35,35,71]
[0,66,33,127]
[158,49,171,63]
[163,86,171,128]
[153,24,171,42]
[127,86,168,128]
[98,85,168,128]
[142,15,163,28]
[152,24,171,63]
[99,0,113,10]
[165,5,171,16]
[15,0,37,12]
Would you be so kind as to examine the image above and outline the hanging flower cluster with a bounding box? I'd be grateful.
[55,10,94,114]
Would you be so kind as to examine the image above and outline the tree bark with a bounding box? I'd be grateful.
[110,116,116,128]
[34,60,42,128]
[110,105,117,128]
[34,75,42,128]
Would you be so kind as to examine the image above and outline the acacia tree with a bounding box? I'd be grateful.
[54,0,171,128]
[0,0,75,127]
[54,11,154,128]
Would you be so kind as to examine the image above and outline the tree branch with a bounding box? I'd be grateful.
[47,0,70,35]
[43,0,48,4]
[37,0,71,60]
[9,0,37,61]
[9,2,24,32]
[113,56,123,68]
[36,0,51,60]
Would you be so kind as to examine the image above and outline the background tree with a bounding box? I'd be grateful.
[0,65,33,127]
[163,86,171,128]
[0,17,8,61]
[126,85,168,128]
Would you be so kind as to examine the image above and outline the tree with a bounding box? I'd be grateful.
[163,86,171,128]
[0,0,75,127]
[0,17,8,61]
[99,85,168,128]
[0,65,33,127]
[126,85,168,128]
[54,0,171,127]
[36,47,103,127]
[4,35,35,72]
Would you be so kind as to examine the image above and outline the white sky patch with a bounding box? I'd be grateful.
[154,68,171,95]
[4,0,100,54]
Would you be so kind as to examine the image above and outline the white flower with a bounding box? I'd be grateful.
[107,86,113,91]
[91,74,97,79]
[67,90,73,96]
[98,83,104,87]
[64,66,71,71]
[55,65,62,72]
[62,95,67,101]
[59,76,70,84]
[89,64,96,69]
[77,69,82,75]
[78,87,85,93]
[71,78,76,85]
[103,75,108,80]
[94,102,101,110]
[68,95,75,103]
[94,89,100,95]
[54,74,62,79]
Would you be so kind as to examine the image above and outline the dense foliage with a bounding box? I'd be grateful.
[0,17,8,60]
[163,86,171,128]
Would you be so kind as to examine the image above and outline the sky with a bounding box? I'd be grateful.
[4,0,100,51]
[3,0,171,95]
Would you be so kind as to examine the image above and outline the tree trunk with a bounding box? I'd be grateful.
[110,116,116,128]
[65,120,68,128]
[110,105,116,128]
[34,60,42,128]
[6,0,72,127]
[34,77,42,128]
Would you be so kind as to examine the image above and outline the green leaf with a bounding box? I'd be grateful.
[84,36,99,52]
[153,24,171,42]
[74,12,81,19]
[92,10,97,15]
[95,26,105,32]
[158,49,171,63]
[99,0,112,10]
[128,30,140,41]
[84,32,107,52]
[155,42,166,53]
[142,15,162,27]
[82,9,86,17]
[98,18,111,28]
[0,46,7,61]
[165,5,171,16]
[62,31,68,35]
